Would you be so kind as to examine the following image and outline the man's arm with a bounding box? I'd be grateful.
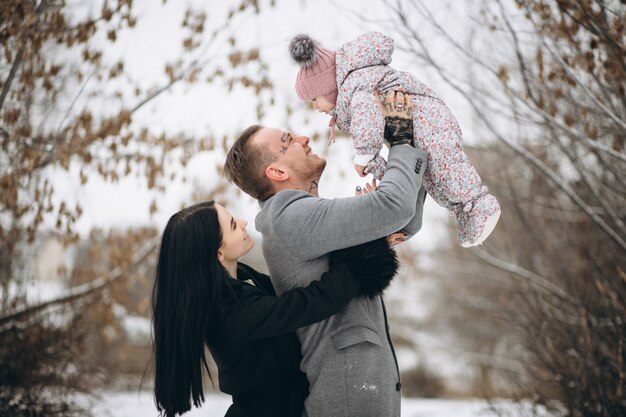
[400,186,427,238]
[275,144,428,260]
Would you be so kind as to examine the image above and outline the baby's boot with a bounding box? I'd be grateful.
[455,194,501,248]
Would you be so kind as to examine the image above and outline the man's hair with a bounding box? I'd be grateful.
[224,125,277,201]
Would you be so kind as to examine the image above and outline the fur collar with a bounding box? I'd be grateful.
[329,237,399,299]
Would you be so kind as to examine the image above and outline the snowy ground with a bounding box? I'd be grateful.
[86,390,552,417]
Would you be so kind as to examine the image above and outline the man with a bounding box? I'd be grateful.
[224,91,427,417]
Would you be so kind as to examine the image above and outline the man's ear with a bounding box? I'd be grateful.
[266,163,290,182]
[217,250,224,262]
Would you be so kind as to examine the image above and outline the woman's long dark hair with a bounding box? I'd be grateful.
[152,201,230,416]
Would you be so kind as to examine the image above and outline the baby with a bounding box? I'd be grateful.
[289,32,500,247]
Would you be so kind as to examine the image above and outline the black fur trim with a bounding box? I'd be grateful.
[289,34,318,67]
[329,237,399,299]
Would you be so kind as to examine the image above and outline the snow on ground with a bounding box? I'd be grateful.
[112,303,152,343]
[86,390,553,417]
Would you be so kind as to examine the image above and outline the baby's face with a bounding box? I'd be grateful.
[310,95,335,114]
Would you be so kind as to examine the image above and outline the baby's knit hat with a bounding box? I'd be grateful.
[289,34,338,104]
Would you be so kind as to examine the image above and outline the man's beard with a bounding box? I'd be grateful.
[311,158,327,180]
[310,158,326,181]
[293,157,326,185]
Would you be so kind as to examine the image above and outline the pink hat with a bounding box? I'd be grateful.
[289,34,338,104]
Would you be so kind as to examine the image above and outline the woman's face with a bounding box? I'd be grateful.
[311,95,335,114]
[215,204,254,264]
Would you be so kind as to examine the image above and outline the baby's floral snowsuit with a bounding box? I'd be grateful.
[332,32,500,246]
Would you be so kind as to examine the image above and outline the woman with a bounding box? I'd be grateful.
[151,201,399,417]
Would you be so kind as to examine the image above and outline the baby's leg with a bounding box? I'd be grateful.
[413,96,500,247]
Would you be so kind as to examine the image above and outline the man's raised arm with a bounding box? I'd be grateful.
[274,143,427,260]
[400,186,428,238]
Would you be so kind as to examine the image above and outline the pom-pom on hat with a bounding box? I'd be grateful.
[289,34,338,104]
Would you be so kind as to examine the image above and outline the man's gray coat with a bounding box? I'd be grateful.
[256,145,428,417]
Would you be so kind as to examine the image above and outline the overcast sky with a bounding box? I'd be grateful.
[45,0,494,255]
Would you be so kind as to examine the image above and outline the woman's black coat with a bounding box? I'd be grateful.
[208,237,398,417]
[208,262,359,417]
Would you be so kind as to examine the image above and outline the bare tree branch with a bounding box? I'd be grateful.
[392,321,529,375]
[534,21,626,131]
[0,0,49,112]
[391,4,626,249]
[470,248,572,300]
[0,46,24,112]
[0,238,158,331]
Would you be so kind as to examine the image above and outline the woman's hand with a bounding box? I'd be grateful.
[387,232,407,247]
[355,179,377,196]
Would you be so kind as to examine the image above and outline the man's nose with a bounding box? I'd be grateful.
[295,135,309,146]
[239,219,248,228]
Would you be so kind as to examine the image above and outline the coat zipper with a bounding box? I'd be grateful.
[380,296,401,391]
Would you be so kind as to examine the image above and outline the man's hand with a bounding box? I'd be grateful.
[375,90,415,147]
[376,89,414,119]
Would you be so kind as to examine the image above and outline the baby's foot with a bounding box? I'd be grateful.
[456,194,501,247]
